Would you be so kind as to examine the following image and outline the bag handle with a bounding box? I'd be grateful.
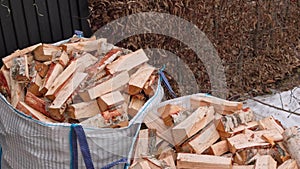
[158,66,177,98]
[70,124,95,169]
[101,158,128,169]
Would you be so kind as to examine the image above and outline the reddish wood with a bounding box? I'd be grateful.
[25,91,50,117]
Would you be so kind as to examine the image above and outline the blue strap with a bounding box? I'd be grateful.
[70,124,95,169]
[158,66,177,98]
[101,158,128,169]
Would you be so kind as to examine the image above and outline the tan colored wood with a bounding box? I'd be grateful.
[9,71,24,108]
[133,129,150,162]
[259,116,284,134]
[128,97,145,117]
[227,129,282,153]
[2,43,41,68]
[143,74,157,97]
[35,61,49,78]
[97,91,124,112]
[11,55,30,81]
[27,73,43,97]
[255,155,277,169]
[75,52,98,72]
[87,71,130,100]
[208,140,229,156]
[0,67,11,98]
[106,49,149,75]
[181,122,220,154]
[80,114,107,128]
[33,44,61,61]
[215,107,255,132]
[17,101,58,123]
[128,64,155,95]
[160,154,176,169]
[177,153,232,169]
[45,60,78,100]
[283,127,300,168]
[40,63,64,94]
[157,104,183,126]
[25,91,49,117]
[232,165,254,169]
[63,38,106,53]
[55,51,69,67]
[278,159,298,169]
[216,121,259,139]
[49,72,87,109]
[172,106,215,145]
[130,160,152,169]
[190,95,243,115]
[67,100,100,119]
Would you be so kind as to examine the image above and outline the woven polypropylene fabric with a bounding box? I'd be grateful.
[0,83,164,169]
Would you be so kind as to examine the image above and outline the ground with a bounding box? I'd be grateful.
[88,0,300,100]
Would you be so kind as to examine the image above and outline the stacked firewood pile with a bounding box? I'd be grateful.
[131,96,300,169]
[0,36,158,128]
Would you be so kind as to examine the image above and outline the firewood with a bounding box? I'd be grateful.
[9,71,24,108]
[27,73,43,97]
[217,121,259,139]
[172,106,215,145]
[80,114,107,128]
[35,61,49,78]
[128,97,145,117]
[255,155,277,169]
[33,44,61,61]
[16,101,57,123]
[62,38,106,53]
[106,49,149,75]
[45,60,78,100]
[130,159,153,169]
[128,64,155,95]
[190,96,243,115]
[67,100,100,119]
[2,43,41,68]
[86,71,129,100]
[227,129,283,153]
[277,159,298,169]
[232,165,254,169]
[133,129,158,162]
[97,91,124,112]
[25,91,49,117]
[157,104,184,126]
[75,52,98,72]
[283,127,300,167]
[11,55,30,81]
[177,153,232,169]
[0,67,11,98]
[181,122,220,154]
[160,154,176,169]
[49,72,87,111]
[259,116,284,134]
[208,140,229,156]
[143,74,157,97]
[54,51,69,67]
[40,63,64,94]
[215,107,255,133]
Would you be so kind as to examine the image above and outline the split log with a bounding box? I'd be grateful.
[2,43,41,68]
[277,159,298,169]
[208,140,229,156]
[177,153,232,169]
[86,71,129,100]
[172,106,215,145]
[255,155,277,169]
[191,96,243,115]
[62,38,106,53]
[215,107,254,132]
[75,52,98,72]
[11,55,30,81]
[16,101,57,123]
[80,114,107,128]
[0,67,11,98]
[67,100,100,119]
[128,97,145,117]
[143,74,157,97]
[217,121,259,139]
[40,63,64,94]
[9,71,24,108]
[130,160,153,169]
[33,44,61,61]
[157,104,184,126]
[45,60,78,100]
[128,64,155,95]
[35,61,49,78]
[283,127,300,167]
[106,49,149,75]
[49,72,87,110]
[160,154,176,169]
[259,116,284,134]
[181,122,220,154]
[97,91,124,112]
[25,91,49,117]
[27,73,43,97]
[232,165,254,169]
[227,129,283,153]
[54,51,69,67]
